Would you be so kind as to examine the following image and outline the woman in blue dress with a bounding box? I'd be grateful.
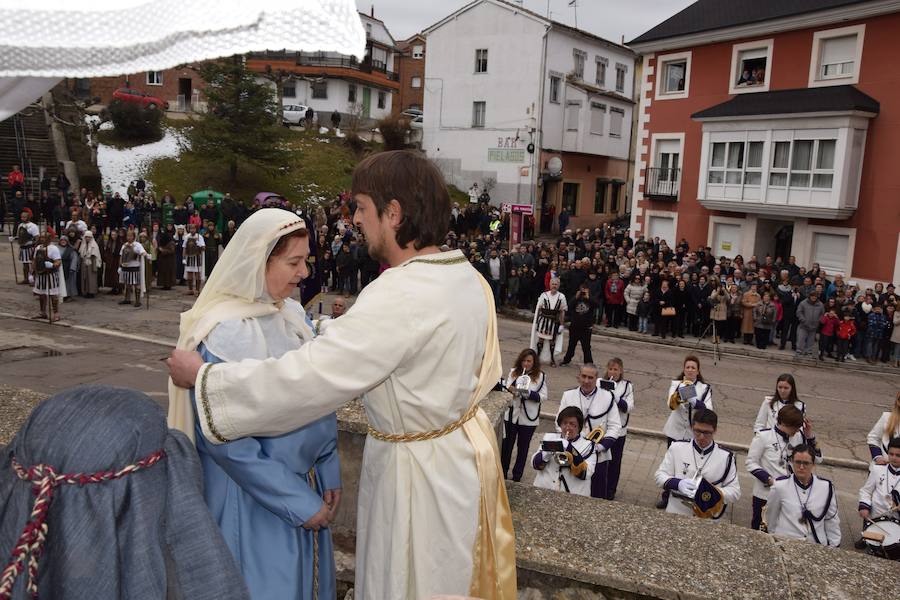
[167,208,340,600]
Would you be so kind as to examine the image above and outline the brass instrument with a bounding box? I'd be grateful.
[668,379,693,410]
[586,425,606,444]
[760,504,769,533]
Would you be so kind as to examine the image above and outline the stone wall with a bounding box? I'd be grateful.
[334,391,900,599]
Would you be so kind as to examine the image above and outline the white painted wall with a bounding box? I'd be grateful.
[259,77,394,121]
[423,1,546,204]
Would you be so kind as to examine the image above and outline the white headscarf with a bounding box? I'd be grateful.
[167,208,310,443]
[78,231,102,265]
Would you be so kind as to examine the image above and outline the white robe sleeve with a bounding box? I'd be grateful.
[753,398,771,433]
[858,468,877,511]
[824,485,841,547]
[654,446,676,490]
[766,482,784,533]
[745,434,768,482]
[867,413,888,455]
[719,453,741,506]
[196,287,421,442]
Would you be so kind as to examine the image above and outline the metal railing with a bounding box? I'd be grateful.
[249,51,400,82]
[11,114,37,199]
[644,167,680,202]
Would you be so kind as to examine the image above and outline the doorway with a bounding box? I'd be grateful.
[754,218,793,262]
[362,87,371,118]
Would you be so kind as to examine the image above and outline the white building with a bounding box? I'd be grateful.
[249,11,400,122]
[423,0,637,231]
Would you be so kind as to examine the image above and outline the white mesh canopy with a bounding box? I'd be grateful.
[0,0,366,118]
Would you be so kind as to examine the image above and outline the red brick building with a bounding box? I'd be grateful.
[629,0,900,285]
[68,67,208,112]
[395,34,426,114]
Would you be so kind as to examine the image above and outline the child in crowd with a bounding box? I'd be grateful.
[637,291,652,334]
[818,308,840,360]
[835,312,856,362]
[507,268,520,308]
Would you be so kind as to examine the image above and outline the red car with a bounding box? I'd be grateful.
[112,87,169,110]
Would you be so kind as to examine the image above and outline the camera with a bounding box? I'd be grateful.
[598,379,616,392]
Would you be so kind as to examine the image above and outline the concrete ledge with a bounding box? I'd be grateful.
[499,306,898,376]
[507,482,900,600]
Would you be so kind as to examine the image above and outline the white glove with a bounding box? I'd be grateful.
[540,451,552,463]
[44,261,54,269]
[677,479,698,497]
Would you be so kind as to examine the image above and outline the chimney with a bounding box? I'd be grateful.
[370,5,374,17]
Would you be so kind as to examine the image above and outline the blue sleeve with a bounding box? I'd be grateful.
[192,345,323,526]
[315,417,342,491]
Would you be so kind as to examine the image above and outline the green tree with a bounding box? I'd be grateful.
[186,56,291,182]
[107,99,163,141]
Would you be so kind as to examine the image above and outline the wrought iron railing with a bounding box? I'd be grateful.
[645,167,680,202]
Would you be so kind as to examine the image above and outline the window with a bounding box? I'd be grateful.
[594,180,609,213]
[809,25,864,87]
[565,101,580,131]
[589,102,606,135]
[812,232,850,274]
[365,23,372,36]
[729,40,773,94]
[549,74,561,103]
[595,57,608,87]
[377,91,386,109]
[573,50,586,80]
[472,101,486,127]
[615,63,627,93]
[412,44,424,59]
[410,76,422,88]
[610,182,622,213]
[562,182,579,215]
[475,49,488,73]
[311,80,327,99]
[282,84,296,98]
[147,71,163,86]
[708,141,763,185]
[609,107,624,137]
[348,84,357,103]
[655,51,691,100]
[768,139,836,189]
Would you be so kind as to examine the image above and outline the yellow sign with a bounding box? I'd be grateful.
[488,148,526,163]
[721,242,732,251]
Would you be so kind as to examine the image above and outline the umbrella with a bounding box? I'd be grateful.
[0,0,365,119]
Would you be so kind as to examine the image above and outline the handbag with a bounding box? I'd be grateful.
[661,307,676,317]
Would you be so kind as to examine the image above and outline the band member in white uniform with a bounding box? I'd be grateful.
[533,406,596,497]
[766,444,840,546]
[15,208,39,284]
[856,437,900,549]
[746,405,821,530]
[867,392,900,466]
[655,409,740,521]
[31,232,62,321]
[753,373,806,433]
[529,278,567,367]
[118,230,148,308]
[557,363,621,499]
[604,357,634,501]
[658,355,712,509]
[501,348,547,482]
[183,223,206,296]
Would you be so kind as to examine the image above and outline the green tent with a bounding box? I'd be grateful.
[191,189,224,232]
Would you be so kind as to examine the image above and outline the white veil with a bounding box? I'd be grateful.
[167,208,309,443]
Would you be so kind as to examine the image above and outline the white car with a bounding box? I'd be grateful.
[401,108,423,118]
[410,114,423,129]
[282,104,310,125]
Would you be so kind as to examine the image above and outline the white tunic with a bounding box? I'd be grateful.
[183,233,206,274]
[195,250,498,600]
[557,387,622,463]
[610,379,634,438]
[858,464,900,519]
[532,435,596,497]
[504,369,546,427]
[867,412,900,461]
[767,475,841,546]
[662,380,713,441]
[31,244,63,296]
[654,440,740,520]
[753,397,806,433]
[745,428,821,500]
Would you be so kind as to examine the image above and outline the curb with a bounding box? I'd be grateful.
[501,307,898,376]
[537,410,870,471]
[0,311,176,348]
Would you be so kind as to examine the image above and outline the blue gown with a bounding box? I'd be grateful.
[192,342,340,600]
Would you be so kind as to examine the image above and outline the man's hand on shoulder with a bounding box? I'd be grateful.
[166,349,205,388]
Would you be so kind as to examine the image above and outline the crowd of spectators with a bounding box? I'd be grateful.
[445,210,900,368]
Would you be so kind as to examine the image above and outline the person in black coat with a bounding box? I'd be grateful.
[654,279,675,340]
[778,287,802,350]
[689,277,711,336]
[671,279,690,338]
[561,283,597,366]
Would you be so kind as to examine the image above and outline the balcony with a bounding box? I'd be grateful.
[246,52,401,89]
[644,167,680,202]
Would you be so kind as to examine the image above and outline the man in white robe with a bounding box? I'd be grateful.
[168,150,516,600]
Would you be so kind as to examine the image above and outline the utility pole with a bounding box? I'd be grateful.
[568,0,578,29]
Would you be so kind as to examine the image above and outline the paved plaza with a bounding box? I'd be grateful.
[1,247,898,552]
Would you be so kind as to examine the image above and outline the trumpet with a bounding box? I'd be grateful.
[668,379,693,410]
[586,425,605,444]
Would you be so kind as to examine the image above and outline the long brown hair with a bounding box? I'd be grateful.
[769,373,799,408]
[512,348,541,381]
[677,355,705,383]
[887,391,900,439]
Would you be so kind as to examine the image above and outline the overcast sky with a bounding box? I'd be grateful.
[355,0,696,44]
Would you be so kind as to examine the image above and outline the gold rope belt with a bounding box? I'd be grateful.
[367,402,480,443]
